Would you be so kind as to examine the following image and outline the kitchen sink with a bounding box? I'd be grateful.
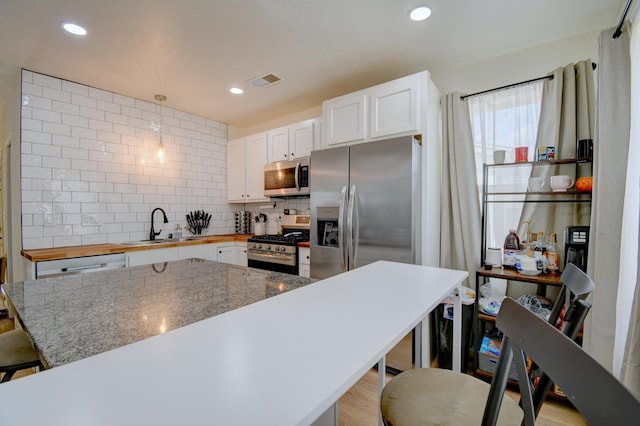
[118,240,170,246]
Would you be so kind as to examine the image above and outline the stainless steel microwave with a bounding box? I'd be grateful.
[264,157,310,197]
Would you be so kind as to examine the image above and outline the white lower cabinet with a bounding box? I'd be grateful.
[216,243,247,266]
[298,247,310,278]
[126,248,178,267]
[177,244,218,261]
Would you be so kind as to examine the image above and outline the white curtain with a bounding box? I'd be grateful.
[520,61,596,271]
[440,94,482,288]
[585,26,632,374]
[619,15,640,397]
[468,83,542,251]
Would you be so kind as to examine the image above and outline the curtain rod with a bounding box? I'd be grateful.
[460,75,553,100]
[460,62,598,100]
[613,0,633,39]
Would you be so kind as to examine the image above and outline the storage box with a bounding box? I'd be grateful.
[477,336,521,381]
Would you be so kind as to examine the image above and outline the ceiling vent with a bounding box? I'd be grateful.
[249,73,282,88]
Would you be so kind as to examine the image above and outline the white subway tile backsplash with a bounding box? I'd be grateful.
[43,87,71,103]
[42,122,71,136]
[72,192,98,203]
[52,134,80,148]
[62,114,89,128]
[61,147,89,160]
[71,93,97,109]
[33,73,61,90]
[21,118,43,132]
[62,181,89,192]
[42,157,71,169]
[32,108,61,124]
[22,130,52,145]
[71,127,97,140]
[52,101,79,115]
[61,80,88,95]
[72,159,98,172]
[22,70,231,249]
[23,166,52,179]
[27,96,52,110]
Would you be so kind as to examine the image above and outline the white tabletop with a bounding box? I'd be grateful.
[0,261,467,426]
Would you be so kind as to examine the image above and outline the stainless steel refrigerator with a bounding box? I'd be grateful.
[310,135,422,372]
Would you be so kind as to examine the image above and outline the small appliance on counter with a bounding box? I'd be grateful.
[235,211,251,234]
[564,226,589,272]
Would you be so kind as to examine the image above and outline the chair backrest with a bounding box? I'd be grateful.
[482,297,640,426]
[547,262,595,330]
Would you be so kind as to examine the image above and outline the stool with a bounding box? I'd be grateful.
[0,329,43,382]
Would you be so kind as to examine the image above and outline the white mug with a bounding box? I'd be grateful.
[493,150,506,164]
[486,248,503,266]
[550,175,574,192]
[528,177,544,192]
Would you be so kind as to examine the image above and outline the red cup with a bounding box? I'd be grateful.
[515,146,529,162]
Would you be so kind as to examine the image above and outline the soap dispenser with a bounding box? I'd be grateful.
[174,224,183,240]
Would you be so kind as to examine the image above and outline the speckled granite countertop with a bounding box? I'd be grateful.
[3,259,315,368]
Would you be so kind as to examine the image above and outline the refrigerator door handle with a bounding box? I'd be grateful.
[347,184,357,269]
[338,185,348,271]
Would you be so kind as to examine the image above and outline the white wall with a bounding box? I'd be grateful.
[20,70,234,250]
[229,105,322,139]
[2,68,22,282]
[431,30,600,95]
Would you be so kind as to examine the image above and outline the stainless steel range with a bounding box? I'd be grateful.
[247,214,310,275]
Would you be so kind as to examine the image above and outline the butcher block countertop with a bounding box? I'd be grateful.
[21,234,253,262]
[298,241,310,248]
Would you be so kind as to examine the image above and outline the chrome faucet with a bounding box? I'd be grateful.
[149,207,169,240]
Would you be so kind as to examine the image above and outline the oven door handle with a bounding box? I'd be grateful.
[295,162,301,191]
[247,251,297,266]
[338,185,348,272]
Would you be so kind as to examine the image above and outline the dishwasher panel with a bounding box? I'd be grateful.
[36,253,126,279]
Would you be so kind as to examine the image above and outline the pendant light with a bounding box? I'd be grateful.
[154,94,167,163]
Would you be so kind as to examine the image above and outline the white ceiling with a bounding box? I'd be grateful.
[0,0,626,128]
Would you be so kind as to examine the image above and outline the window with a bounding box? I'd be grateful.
[468,82,543,249]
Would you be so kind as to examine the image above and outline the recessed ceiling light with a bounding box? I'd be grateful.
[409,6,432,21]
[61,22,87,36]
[230,87,244,95]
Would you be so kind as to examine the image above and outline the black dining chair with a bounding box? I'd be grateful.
[0,328,43,383]
[381,297,640,425]
[380,263,601,425]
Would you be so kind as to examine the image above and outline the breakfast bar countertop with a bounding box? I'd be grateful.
[2,259,314,368]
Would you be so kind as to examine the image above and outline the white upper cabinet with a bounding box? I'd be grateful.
[267,127,290,163]
[321,71,431,148]
[267,119,316,163]
[227,134,270,203]
[227,138,247,202]
[288,119,314,159]
[369,74,419,139]
[323,94,367,146]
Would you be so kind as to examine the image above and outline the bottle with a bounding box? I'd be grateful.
[546,233,560,272]
[504,230,521,250]
[503,230,521,268]
[174,224,182,240]
[534,231,546,256]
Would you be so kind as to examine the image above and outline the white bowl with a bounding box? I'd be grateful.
[518,269,541,276]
